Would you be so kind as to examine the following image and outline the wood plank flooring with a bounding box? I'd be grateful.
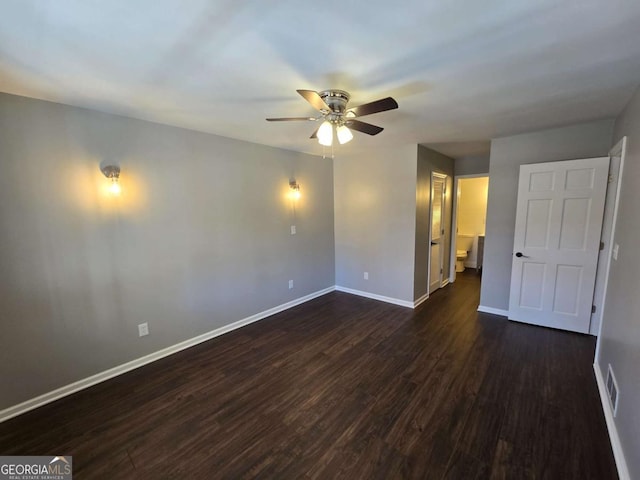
[0,272,618,479]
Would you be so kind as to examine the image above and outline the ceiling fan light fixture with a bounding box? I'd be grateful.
[336,125,353,144]
[266,89,398,147]
[317,120,333,146]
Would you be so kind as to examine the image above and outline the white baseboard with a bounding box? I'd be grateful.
[414,293,429,308]
[0,286,335,424]
[441,279,450,288]
[593,362,631,480]
[335,286,414,309]
[477,305,509,317]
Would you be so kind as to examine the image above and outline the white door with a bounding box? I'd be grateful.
[429,175,446,294]
[508,157,610,333]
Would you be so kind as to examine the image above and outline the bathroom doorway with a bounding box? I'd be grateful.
[450,175,489,284]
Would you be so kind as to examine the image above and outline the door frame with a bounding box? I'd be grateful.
[590,137,626,336]
[428,172,448,293]
[594,137,627,345]
[449,173,489,284]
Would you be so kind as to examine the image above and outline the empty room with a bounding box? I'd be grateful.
[1,1,639,479]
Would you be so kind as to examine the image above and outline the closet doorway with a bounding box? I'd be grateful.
[428,173,447,294]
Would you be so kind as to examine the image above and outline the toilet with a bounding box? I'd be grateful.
[456,250,468,272]
[456,235,475,272]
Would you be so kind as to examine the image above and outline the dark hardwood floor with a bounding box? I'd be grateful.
[0,272,617,479]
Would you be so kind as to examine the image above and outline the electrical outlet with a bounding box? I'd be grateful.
[364,272,369,280]
[613,243,619,261]
[288,280,294,289]
[290,225,296,235]
[138,323,149,337]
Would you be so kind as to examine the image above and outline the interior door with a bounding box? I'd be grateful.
[429,175,446,294]
[508,157,610,333]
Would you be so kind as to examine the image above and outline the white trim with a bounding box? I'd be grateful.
[591,137,626,336]
[450,176,459,284]
[441,279,450,288]
[0,286,335,424]
[595,137,627,354]
[414,292,429,308]
[455,173,491,178]
[335,286,414,308]
[594,362,631,480]
[477,305,509,317]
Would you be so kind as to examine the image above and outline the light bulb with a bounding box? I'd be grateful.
[317,121,333,147]
[336,125,353,144]
[109,178,121,195]
[289,180,301,200]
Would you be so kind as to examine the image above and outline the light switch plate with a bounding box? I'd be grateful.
[290,225,296,235]
[138,323,149,337]
[613,244,619,260]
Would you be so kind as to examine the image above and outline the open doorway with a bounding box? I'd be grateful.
[450,175,489,284]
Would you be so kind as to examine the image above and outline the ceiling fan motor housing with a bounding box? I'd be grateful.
[319,90,350,112]
[319,90,351,125]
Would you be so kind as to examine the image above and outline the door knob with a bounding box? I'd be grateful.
[515,252,529,258]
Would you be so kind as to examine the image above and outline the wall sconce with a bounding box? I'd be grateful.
[101,165,121,195]
[289,179,301,200]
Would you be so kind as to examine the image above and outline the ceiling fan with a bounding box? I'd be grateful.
[266,90,398,146]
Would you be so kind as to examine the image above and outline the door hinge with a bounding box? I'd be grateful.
[440,268,443,274]
[600,241,605,251]
[592,305,597,314]
[608,174,614,184]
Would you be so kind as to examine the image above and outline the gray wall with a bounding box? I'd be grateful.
[334,145,417,303]
[0,93,335,410]
[480,119,615,311]
[454,155,490,176]
[597,85,640,479]
[414,146,454,300]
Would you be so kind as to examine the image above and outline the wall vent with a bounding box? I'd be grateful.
[606,364,619,416]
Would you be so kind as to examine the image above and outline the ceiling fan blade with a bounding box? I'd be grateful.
[347,97,398,118]
[345,119,384,135]
[297,89,331,112]
[266,117,316,121]
[309,127,319,139]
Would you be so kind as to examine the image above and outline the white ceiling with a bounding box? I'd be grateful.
[1,0,640,158]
